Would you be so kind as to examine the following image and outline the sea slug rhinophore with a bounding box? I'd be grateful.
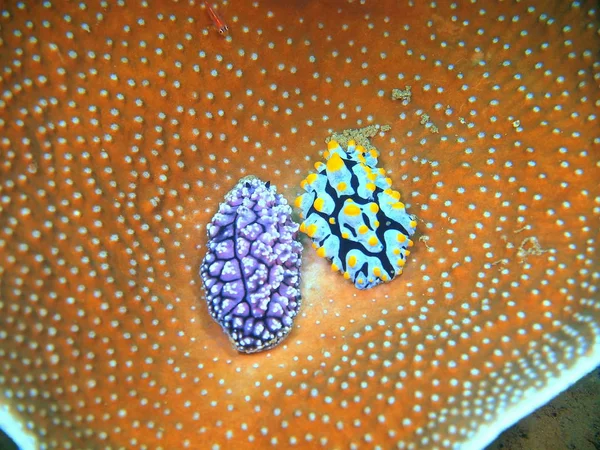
[295,140,417,290]
[200,176,303,353]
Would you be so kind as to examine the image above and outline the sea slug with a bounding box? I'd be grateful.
[295,140,416,289]
[200,176,303,353]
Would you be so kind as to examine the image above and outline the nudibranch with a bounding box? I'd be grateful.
[295,140,417,289]
[200,176,303,353]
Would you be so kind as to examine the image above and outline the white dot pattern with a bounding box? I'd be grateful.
[0,1,598,449]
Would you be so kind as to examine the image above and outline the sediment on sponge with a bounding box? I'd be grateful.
[200,176,303,353]
[295,140,416,290]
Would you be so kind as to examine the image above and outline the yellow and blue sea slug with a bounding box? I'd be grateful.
[296,140,417,289]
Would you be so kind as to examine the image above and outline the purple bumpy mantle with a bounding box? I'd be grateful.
[200,176,303,353]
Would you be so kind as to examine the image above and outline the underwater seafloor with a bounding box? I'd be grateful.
[0,1,599,449]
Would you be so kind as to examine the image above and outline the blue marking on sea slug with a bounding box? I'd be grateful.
[295,140,416,290]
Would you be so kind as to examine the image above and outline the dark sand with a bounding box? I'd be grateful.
[488,366,600,450]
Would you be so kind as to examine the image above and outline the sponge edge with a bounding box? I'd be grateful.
[200,176,303,353]
[296,140,416,290]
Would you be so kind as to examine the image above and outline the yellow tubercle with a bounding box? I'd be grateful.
[294,195,303,208]
[397,259,406,267]
[356,145,365,153]
[381,274,389,281]
[323,150,330,159]
[306,173,318,185]
[384,177,392,186]
[366,182,376,192]
[314,161,325,171]
[367,172,378,181]
[341,232,350,239]
[369,203,379,214]
[408,239,414,247]
[374,220,380,228]
[314,197,325,212]
[369,148,379,158]
[368,236,379,246]
[326,153,345,172]
[343,203,361,216]
[385,189,401,200]
[409,220,417,228]
[347,140,356,147]
[306,224,318,237]
[331,263,339,272]
[299,222,306,233]
[337,181,347,191]
[348,255,357,267]
[405,250,411,257]
[393,248,400,255]
[311,242,318,249]
[316,247,326,258]
[327,140,339,150]
[358,225,369,234]
[373,267,381,277]
[343,271,350,280]
[328,217,336,224]
[397,233,407,242]
[300,180,307,189]
[392,202,405,210]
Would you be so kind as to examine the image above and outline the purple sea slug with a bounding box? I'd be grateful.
[200,176,303,353]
